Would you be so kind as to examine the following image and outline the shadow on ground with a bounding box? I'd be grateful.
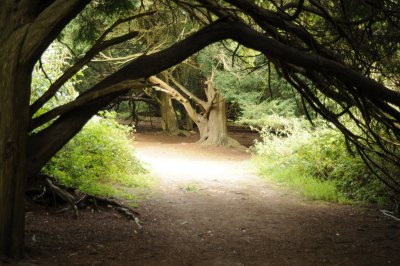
[22,132,400,266]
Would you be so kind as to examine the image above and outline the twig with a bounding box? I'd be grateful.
[380,209,400,222]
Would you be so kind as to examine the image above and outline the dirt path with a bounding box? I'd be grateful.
[131,133,400,265]
[22,132,400,265]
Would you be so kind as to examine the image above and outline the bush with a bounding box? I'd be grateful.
[43,111,151,198]
[253,116,390,204]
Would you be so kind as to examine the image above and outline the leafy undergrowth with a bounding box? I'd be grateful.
[44,112,154,202]
[251,115,391,205]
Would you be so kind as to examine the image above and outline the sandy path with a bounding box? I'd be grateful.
[131,133,400,266]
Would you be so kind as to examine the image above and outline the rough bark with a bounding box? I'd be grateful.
[0,1,90,258]
[20,0,91,66]
[201,82,229,145]
[159,92,180,135]
[0,27,31,258]
[198,76,239,146]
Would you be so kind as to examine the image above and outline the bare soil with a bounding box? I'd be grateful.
[14,131,400,265]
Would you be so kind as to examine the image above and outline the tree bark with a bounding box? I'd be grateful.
[198,75,229,145]
[202,93,228,145]
[0,1,89,258]
[183,112,194,131]
[0,27,31,258]
[159,92,180,135]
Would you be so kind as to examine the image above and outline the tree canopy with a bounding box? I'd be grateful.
[1,0,400,258]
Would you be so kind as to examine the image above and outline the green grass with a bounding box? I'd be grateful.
[71,172,156,204]
[254,157,350,203]
[184,183,199,192]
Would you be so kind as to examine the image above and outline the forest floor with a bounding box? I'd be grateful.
[18,129,400,265]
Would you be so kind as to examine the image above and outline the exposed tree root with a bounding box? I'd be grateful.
[44,177,79,218]
[27,175,140,224]
[200,136,247,150]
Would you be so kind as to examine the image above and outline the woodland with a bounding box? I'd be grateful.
[1,0,400,261]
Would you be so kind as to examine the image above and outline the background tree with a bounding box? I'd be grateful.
[159,90,181,135]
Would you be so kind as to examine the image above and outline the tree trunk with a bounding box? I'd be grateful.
[197,74,229,145]
[159,92,180,135]
[0,29,32,258]
[201,93,229,145]
[183,111,194,131]
[149,75,231,145]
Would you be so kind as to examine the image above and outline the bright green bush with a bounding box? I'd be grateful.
[32,41,151,200]
[253,116,390,204]
[43,111,151,198]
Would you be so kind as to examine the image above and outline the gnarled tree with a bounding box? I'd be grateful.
[149,73,238,146]
[1,0,400,258]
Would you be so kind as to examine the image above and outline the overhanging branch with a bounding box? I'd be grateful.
[31,80,149,130]
[30,10,157,114]
[27,17,400,185]
[20,0,90,66]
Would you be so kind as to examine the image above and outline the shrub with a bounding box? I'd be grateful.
[253,116,390,204]
[43,111,151,198]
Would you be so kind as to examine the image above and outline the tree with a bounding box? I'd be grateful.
[1,0,400,258]
[159,91,180,135]
[0,1,91,257]
[150,73,238,145]
[185,0,400,194]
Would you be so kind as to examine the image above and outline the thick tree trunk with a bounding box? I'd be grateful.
[197,75,229,145]
[197,116,209,142]
[201,93,228,145]
[0,1,90,258]
[159,92,180,135]
[0,29,32,258]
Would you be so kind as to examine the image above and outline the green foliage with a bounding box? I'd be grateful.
[31,42,80,115]
[44,111,152,198]
[237,99,299,128]
[32,41,152,200]
[253,117,390,204]
[61,0,137,51]
[196,44,301,124]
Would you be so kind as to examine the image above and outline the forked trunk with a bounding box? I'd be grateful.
[201,93,228,145]
[153,74,231,145]
[0,30,32,258]
[197,74,229,145]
